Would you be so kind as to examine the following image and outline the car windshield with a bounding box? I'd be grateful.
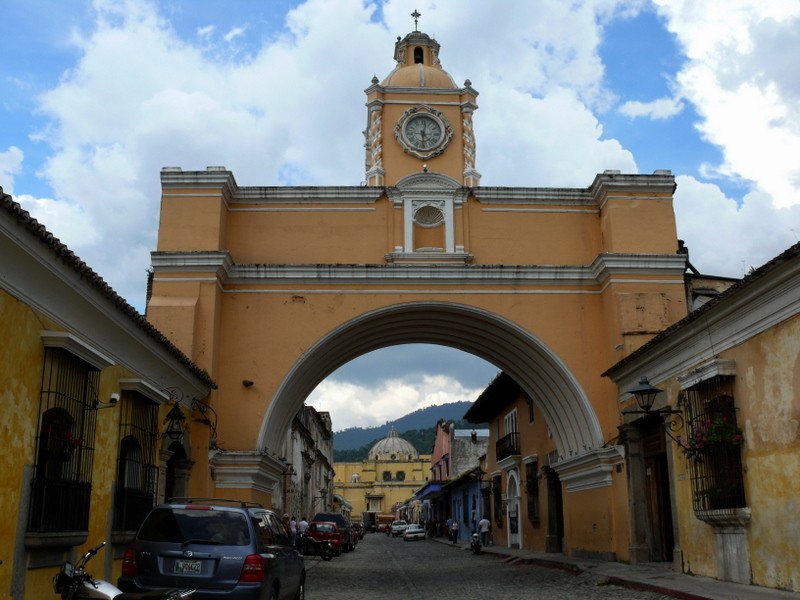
[138,508,251,546]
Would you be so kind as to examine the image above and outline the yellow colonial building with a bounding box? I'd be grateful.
[333,428,431,524]
[0,188,214,598]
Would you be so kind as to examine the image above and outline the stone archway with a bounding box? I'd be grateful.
[259,301,604,462]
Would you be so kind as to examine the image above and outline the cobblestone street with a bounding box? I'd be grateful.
[304,534,672,600]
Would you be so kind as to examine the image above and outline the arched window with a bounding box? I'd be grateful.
[396,471,406,481]
[113,393,158,533]
[382,470,392,482]
[413,47,423,64]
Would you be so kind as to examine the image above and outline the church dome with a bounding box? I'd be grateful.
[369,427,419,461]
[381,64,457,89]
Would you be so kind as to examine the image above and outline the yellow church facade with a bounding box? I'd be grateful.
[333,429,431,524]
[145,27,688,564]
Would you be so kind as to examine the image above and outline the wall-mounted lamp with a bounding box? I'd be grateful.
[165,404,186,441]
[627,376,662,412]
[242,379,254,387]
[622,376,684,442]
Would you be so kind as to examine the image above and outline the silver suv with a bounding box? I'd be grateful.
[118,498,305,599]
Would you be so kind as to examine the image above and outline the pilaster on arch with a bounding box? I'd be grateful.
[257,302,606,469]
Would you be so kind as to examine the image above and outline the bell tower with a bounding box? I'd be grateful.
[364,16,480,188]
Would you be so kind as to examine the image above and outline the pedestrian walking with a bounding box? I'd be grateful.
[450,517,459,544]
[478,514,491,547]
[445,516,453,541]
[290,516,297,547]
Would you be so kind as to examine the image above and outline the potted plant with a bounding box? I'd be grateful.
[677,414,743,459]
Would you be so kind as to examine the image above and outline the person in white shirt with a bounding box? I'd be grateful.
[478,515,491,547]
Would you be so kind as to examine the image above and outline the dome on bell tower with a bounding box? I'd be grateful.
[368,427,419,461]
[380,31,458,89]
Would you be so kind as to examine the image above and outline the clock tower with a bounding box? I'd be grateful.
[364,26,480,188]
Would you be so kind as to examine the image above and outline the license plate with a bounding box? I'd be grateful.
[174,559,201,574]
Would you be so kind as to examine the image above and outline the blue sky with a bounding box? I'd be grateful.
[3,0,800,429]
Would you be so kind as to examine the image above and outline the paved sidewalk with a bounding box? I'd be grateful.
[432,537,799,600]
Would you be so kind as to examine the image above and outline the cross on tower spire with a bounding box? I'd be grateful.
[411,9,421,31]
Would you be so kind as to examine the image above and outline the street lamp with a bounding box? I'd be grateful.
[165,404,186,441]
[622,376,684,442]
[627,376,662,412]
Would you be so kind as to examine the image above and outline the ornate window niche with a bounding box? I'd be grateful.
[385,172,471,262]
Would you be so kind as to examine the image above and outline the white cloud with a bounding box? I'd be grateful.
[673,175,800,277]
[654,0,800,207]
[197,25,214,39]
[15,194,100,247]
[618,97,684,119]
[306,374,485,431]
[0,146,24,194]
[223,26,246,43]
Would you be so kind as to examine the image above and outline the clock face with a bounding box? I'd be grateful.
[404,116,442,150]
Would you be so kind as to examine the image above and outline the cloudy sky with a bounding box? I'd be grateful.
[3,0,800,431]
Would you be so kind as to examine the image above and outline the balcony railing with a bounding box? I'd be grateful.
[496,432,520,461]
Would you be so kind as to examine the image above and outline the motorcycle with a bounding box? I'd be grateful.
[470,532,482,555]
[298,533,334,561]
[54,541,194,600]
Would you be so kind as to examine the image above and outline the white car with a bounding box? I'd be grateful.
[390,520,408,537]
[403,523,426,541]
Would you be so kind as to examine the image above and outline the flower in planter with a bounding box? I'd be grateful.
[677,414,743,458]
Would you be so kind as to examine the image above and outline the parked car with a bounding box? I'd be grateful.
[306,521,342,556]
[118,498,305,599]
[312,512,356,552]
[403,523,426,541]
[390,520,408,537]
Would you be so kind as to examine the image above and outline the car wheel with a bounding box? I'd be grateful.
[293,577,305,600]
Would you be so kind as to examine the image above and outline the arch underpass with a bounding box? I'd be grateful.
[259,301,604,461]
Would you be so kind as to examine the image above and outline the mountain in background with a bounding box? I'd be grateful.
[331,401,485,461]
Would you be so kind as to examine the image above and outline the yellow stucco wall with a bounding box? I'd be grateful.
[655,314,800,590]
[0,287,206,597]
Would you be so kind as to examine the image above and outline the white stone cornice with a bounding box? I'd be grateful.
[209,450,284,494]
[150,251,233,277]
[552,446,624,492]
[474,187,593,205]
[591,253,687,281]
[118,378,171,404]
[677,359,736,390]
[497,455,520,472]
[233,187,383,204]
[41,331,115,370]
[150,252,686,288]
